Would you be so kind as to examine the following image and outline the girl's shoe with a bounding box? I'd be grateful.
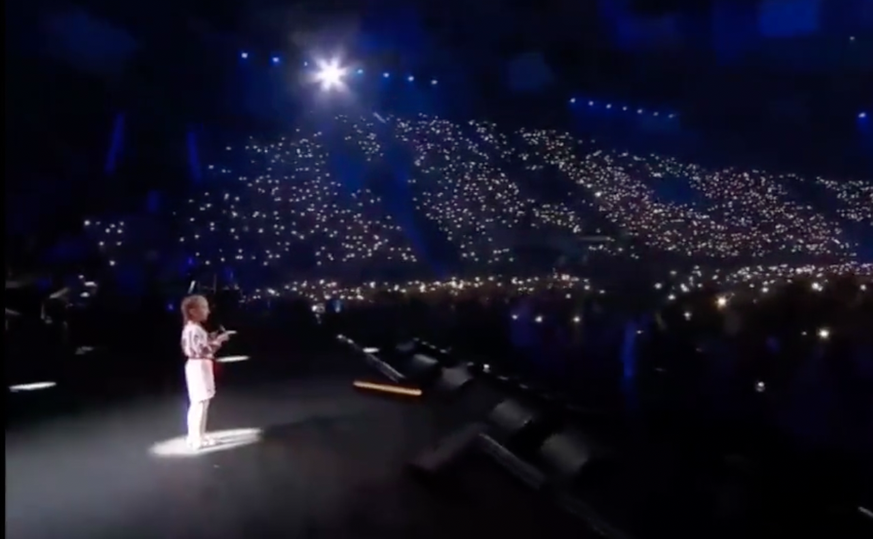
[187,437,205,451]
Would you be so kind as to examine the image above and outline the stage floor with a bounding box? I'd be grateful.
[6,353,588,539]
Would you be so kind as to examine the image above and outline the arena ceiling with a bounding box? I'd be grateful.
[5,0,870,247]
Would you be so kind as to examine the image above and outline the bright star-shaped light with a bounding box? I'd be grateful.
[313,59,347,91]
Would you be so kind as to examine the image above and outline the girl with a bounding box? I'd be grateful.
[181,295,231,450]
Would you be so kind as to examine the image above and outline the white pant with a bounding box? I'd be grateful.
[185,359,215,402]
[185,360,215,442]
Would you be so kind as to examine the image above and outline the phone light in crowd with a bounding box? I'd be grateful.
[271,56,280,65]
[859,112,867,119]
[216,355,250,363]
[818,328,830,340]
[352,380,422,397]
[407,75,414,82]
[240,52,248,59]
[431,79,438,85]
[9,381,57,392]
[716,296,728,308]
[383,72,390,78]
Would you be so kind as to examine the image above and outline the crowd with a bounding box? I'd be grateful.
[181,131,419,278]
[393,115,610,265]
[518,129,856,259]
[83,113,870,286]
[802,175,873,225]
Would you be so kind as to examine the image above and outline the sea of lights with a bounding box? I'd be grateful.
[236,264,870,308]
[86,113,869,279]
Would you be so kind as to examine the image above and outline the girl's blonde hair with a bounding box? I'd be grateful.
[181,294,207,324]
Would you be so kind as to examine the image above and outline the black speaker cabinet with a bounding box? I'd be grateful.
[395,340,418,357]
[404,353,442,385]
[538,429,608,487]
[487,399,553,455]
[436,364,474,393]
[407,422,485,478]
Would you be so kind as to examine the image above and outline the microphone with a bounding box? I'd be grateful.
[219,325,237,336]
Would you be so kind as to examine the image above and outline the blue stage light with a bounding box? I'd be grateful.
[357,69,364,75]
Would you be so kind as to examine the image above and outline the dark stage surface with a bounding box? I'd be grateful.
[6,348,587,539]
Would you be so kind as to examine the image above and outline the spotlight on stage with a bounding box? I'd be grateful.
[353,380,422,397]
[9,381,57,392]
[149,428,263,458]
[311,58,348,92]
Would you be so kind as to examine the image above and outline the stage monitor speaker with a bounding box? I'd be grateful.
[407,422,485,478]
[435,364,474,393]
[396,340,418,357]
[538,429,609,488]
[487,399,554,455]
[404,353,442,385]
[436,381,506,433]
